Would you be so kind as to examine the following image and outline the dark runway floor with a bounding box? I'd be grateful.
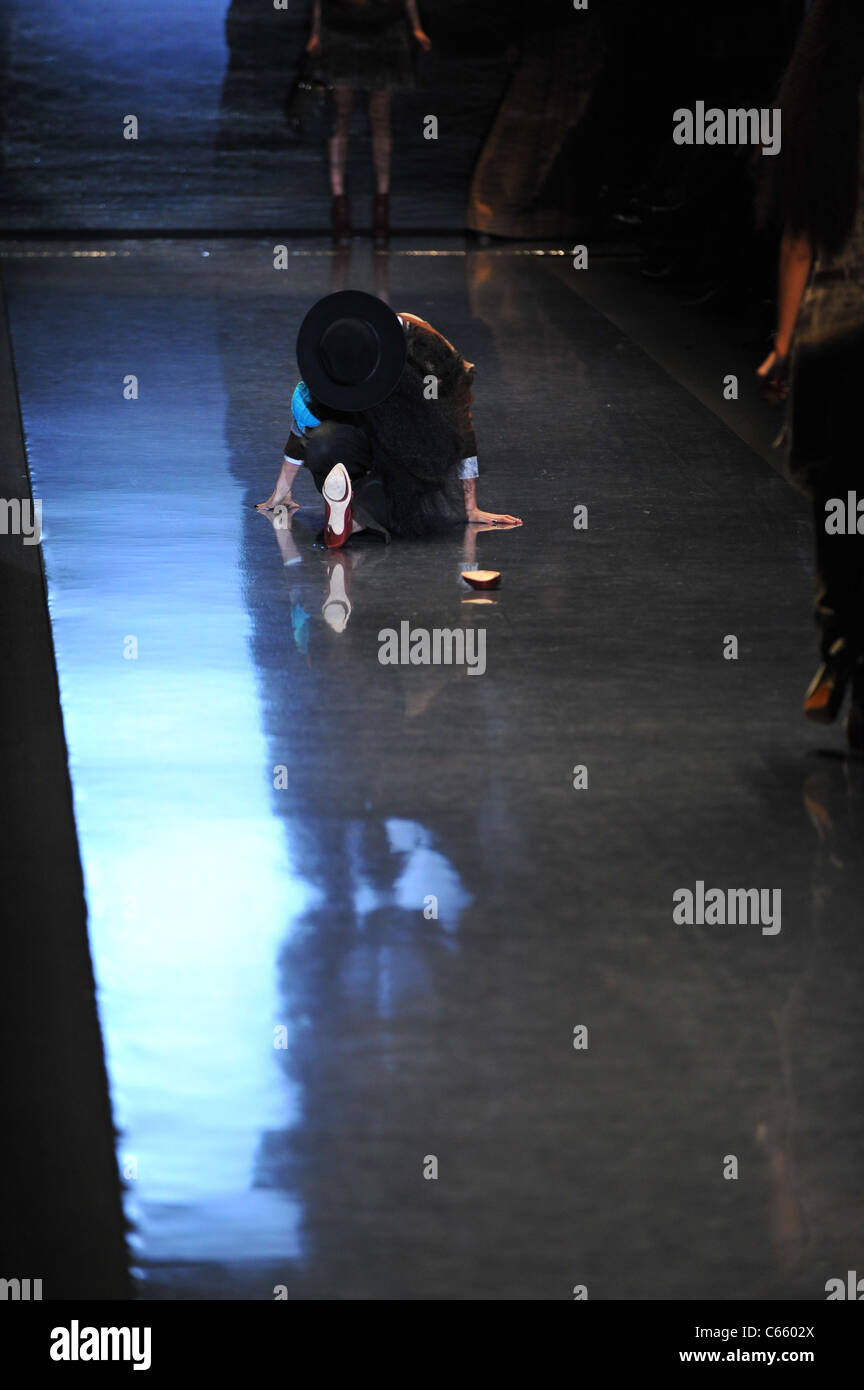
[4,239,864,1300]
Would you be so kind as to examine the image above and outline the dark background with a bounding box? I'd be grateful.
[0,0,806,254]
[0,0,525,232]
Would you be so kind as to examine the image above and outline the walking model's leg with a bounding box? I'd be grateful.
[329,84,354,243]
[369,88,392,247]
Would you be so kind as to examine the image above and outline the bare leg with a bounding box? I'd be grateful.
[368,88,392,195]
[328,84,354,196]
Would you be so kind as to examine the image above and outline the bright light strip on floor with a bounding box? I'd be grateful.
[0,246,571,259]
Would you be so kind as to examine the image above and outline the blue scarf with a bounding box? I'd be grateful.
[291,380,322,434]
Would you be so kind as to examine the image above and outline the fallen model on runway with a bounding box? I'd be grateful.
[257,290,521,545]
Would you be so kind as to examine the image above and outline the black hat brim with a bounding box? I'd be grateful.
[296,290,407,412]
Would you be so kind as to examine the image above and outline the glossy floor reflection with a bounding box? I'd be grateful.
[5,241,864,1300]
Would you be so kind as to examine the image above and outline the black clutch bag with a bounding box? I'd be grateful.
[285,53,331,137]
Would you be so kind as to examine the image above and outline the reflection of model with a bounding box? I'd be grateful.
[257,291,521,542]
[307,1,431,246]
[757,0,864,748]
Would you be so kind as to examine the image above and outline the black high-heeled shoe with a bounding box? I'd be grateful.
[803,637,853,723]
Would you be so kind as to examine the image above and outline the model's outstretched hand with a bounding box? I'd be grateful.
[306,33,321,55]
[413,28,432,51]
[257,490,299,513]
[466,508,522,527]
[257,459,303,512]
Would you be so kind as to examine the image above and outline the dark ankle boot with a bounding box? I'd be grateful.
[372,192,390,248]
[331,194,351,247]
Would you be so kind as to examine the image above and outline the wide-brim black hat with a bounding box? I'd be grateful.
[296,290,407,412]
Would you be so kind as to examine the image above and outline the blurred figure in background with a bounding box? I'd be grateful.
[466,1,601,240]
[307,0,431,247]
[757,0,864,747]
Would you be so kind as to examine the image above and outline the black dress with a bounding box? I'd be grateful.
[320,0,415,92]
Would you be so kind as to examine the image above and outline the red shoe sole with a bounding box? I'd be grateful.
[324,505,353,548]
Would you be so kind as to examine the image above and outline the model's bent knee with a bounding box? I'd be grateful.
[304,422,369,489]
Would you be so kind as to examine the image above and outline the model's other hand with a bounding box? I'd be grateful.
[306,33,321,55]
[413,28,432,51]
[467,508,522,527]
[756,349,789,402]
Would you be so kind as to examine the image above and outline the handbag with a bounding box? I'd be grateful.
[285,52,331,138]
